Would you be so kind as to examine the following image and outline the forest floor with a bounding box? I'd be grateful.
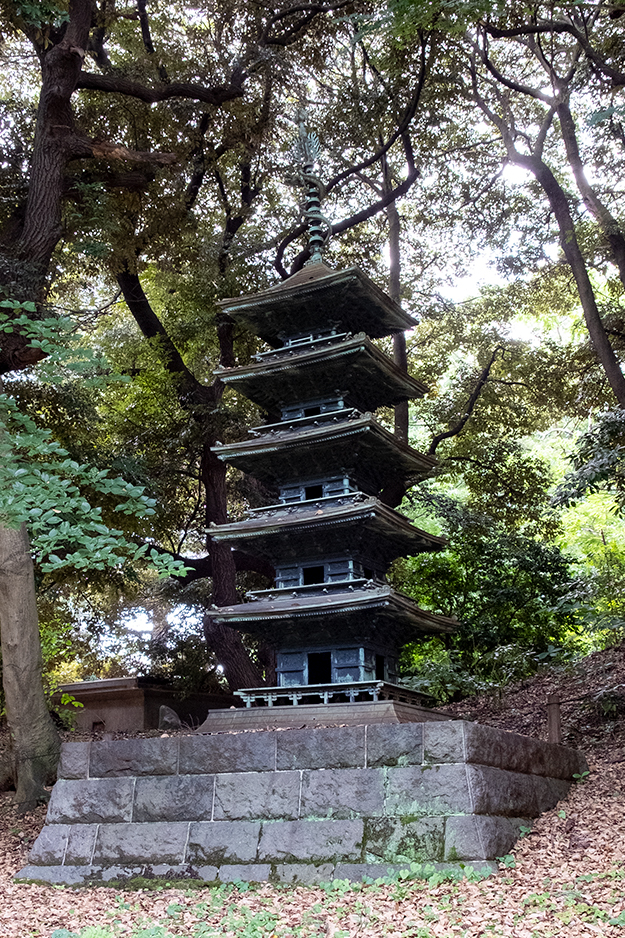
[0,643,624,938]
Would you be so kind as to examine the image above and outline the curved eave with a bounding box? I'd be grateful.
[210,587,457,647]
[214,335,427,412]
[212,415,435,489]
[209,497,445,564]
[217,266,415,346]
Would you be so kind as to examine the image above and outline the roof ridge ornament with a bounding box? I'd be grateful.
[292,109,332,266]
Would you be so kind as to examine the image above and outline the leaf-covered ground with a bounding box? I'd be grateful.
[1,644,624,938]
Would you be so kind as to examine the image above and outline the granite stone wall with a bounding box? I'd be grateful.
[17,721,588,885]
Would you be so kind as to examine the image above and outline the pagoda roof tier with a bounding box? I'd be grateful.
[209,494,444,566]
[209,585,457,648]
[217,264,414,347]
[214,333,427,413]
[212,412,435,494]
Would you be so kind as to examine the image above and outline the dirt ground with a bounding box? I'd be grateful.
[0,645,624,938]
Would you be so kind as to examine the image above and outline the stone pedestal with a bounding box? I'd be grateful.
[17,721,587,885]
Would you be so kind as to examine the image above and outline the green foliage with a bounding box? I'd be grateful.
[395,494,578,655]
[397,639,490,702]
[498,854,516,869]
[392,491,585,700]
[0,393,184,576]
[14,0,69,28]
[357,0,502,41]
[0,304,187,578]
[553,409,625,512]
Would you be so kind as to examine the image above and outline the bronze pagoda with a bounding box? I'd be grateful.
[203,129,456,724]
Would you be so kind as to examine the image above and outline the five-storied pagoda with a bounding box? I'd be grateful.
[199,122,456,729]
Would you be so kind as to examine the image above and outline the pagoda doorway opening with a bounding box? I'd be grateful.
[308,651,332,684]
[302,565,325,585]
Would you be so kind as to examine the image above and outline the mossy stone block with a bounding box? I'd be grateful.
[65,824,98,865]
[180,733,275,774]
[258,819,364,862]
[366,723,423,767]
[365,817,445,863]
[28,824,70,865]
[186,820,261,865]
[444,815,529,860]
[213,771,300,820]
[93,821,189,865]
[90,738,178,777]
[58,742,90,780]
[385,764,472,816]
[276,726,365,770]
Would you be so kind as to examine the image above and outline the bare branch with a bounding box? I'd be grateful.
[184,112,211,211]
[136,0,155,54]
[476,28,554,103]
[116,266,220,408]
[325,35,431,191]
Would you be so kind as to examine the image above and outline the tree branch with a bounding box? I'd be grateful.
[116,266,220,408]
[76,69,246,105]
[259,0,352,46]
[428,346,504,456]
[557,98,625,289]
[88,139,177,163]
[184,113,211,210]
[481,17,625,86]
[477,28,554,103]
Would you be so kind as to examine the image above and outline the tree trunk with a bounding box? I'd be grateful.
[512,150,625,406]
[382,157,409,443]
[202,615,265,689]
[389,199,409,442]
[0,523,60,812]
[201,442,265,690]
[558,100,625,290]
[117,268,268,691]
[18,0,94,276]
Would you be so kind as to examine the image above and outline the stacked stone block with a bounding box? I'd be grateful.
[17,721,587,885]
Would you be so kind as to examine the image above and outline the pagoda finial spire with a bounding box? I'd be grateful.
[293,109,331,266]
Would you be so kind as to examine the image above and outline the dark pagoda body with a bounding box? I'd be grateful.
[198,261,457,730]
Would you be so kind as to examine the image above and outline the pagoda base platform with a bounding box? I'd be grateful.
[196,699,452,733]
[18,721,587,886]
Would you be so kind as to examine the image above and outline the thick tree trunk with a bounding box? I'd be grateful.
[202,615,265,689]
[0,524,60,812]
[18,0,94,274]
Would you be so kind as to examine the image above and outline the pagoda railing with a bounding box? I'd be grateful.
[233,680,434,709]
